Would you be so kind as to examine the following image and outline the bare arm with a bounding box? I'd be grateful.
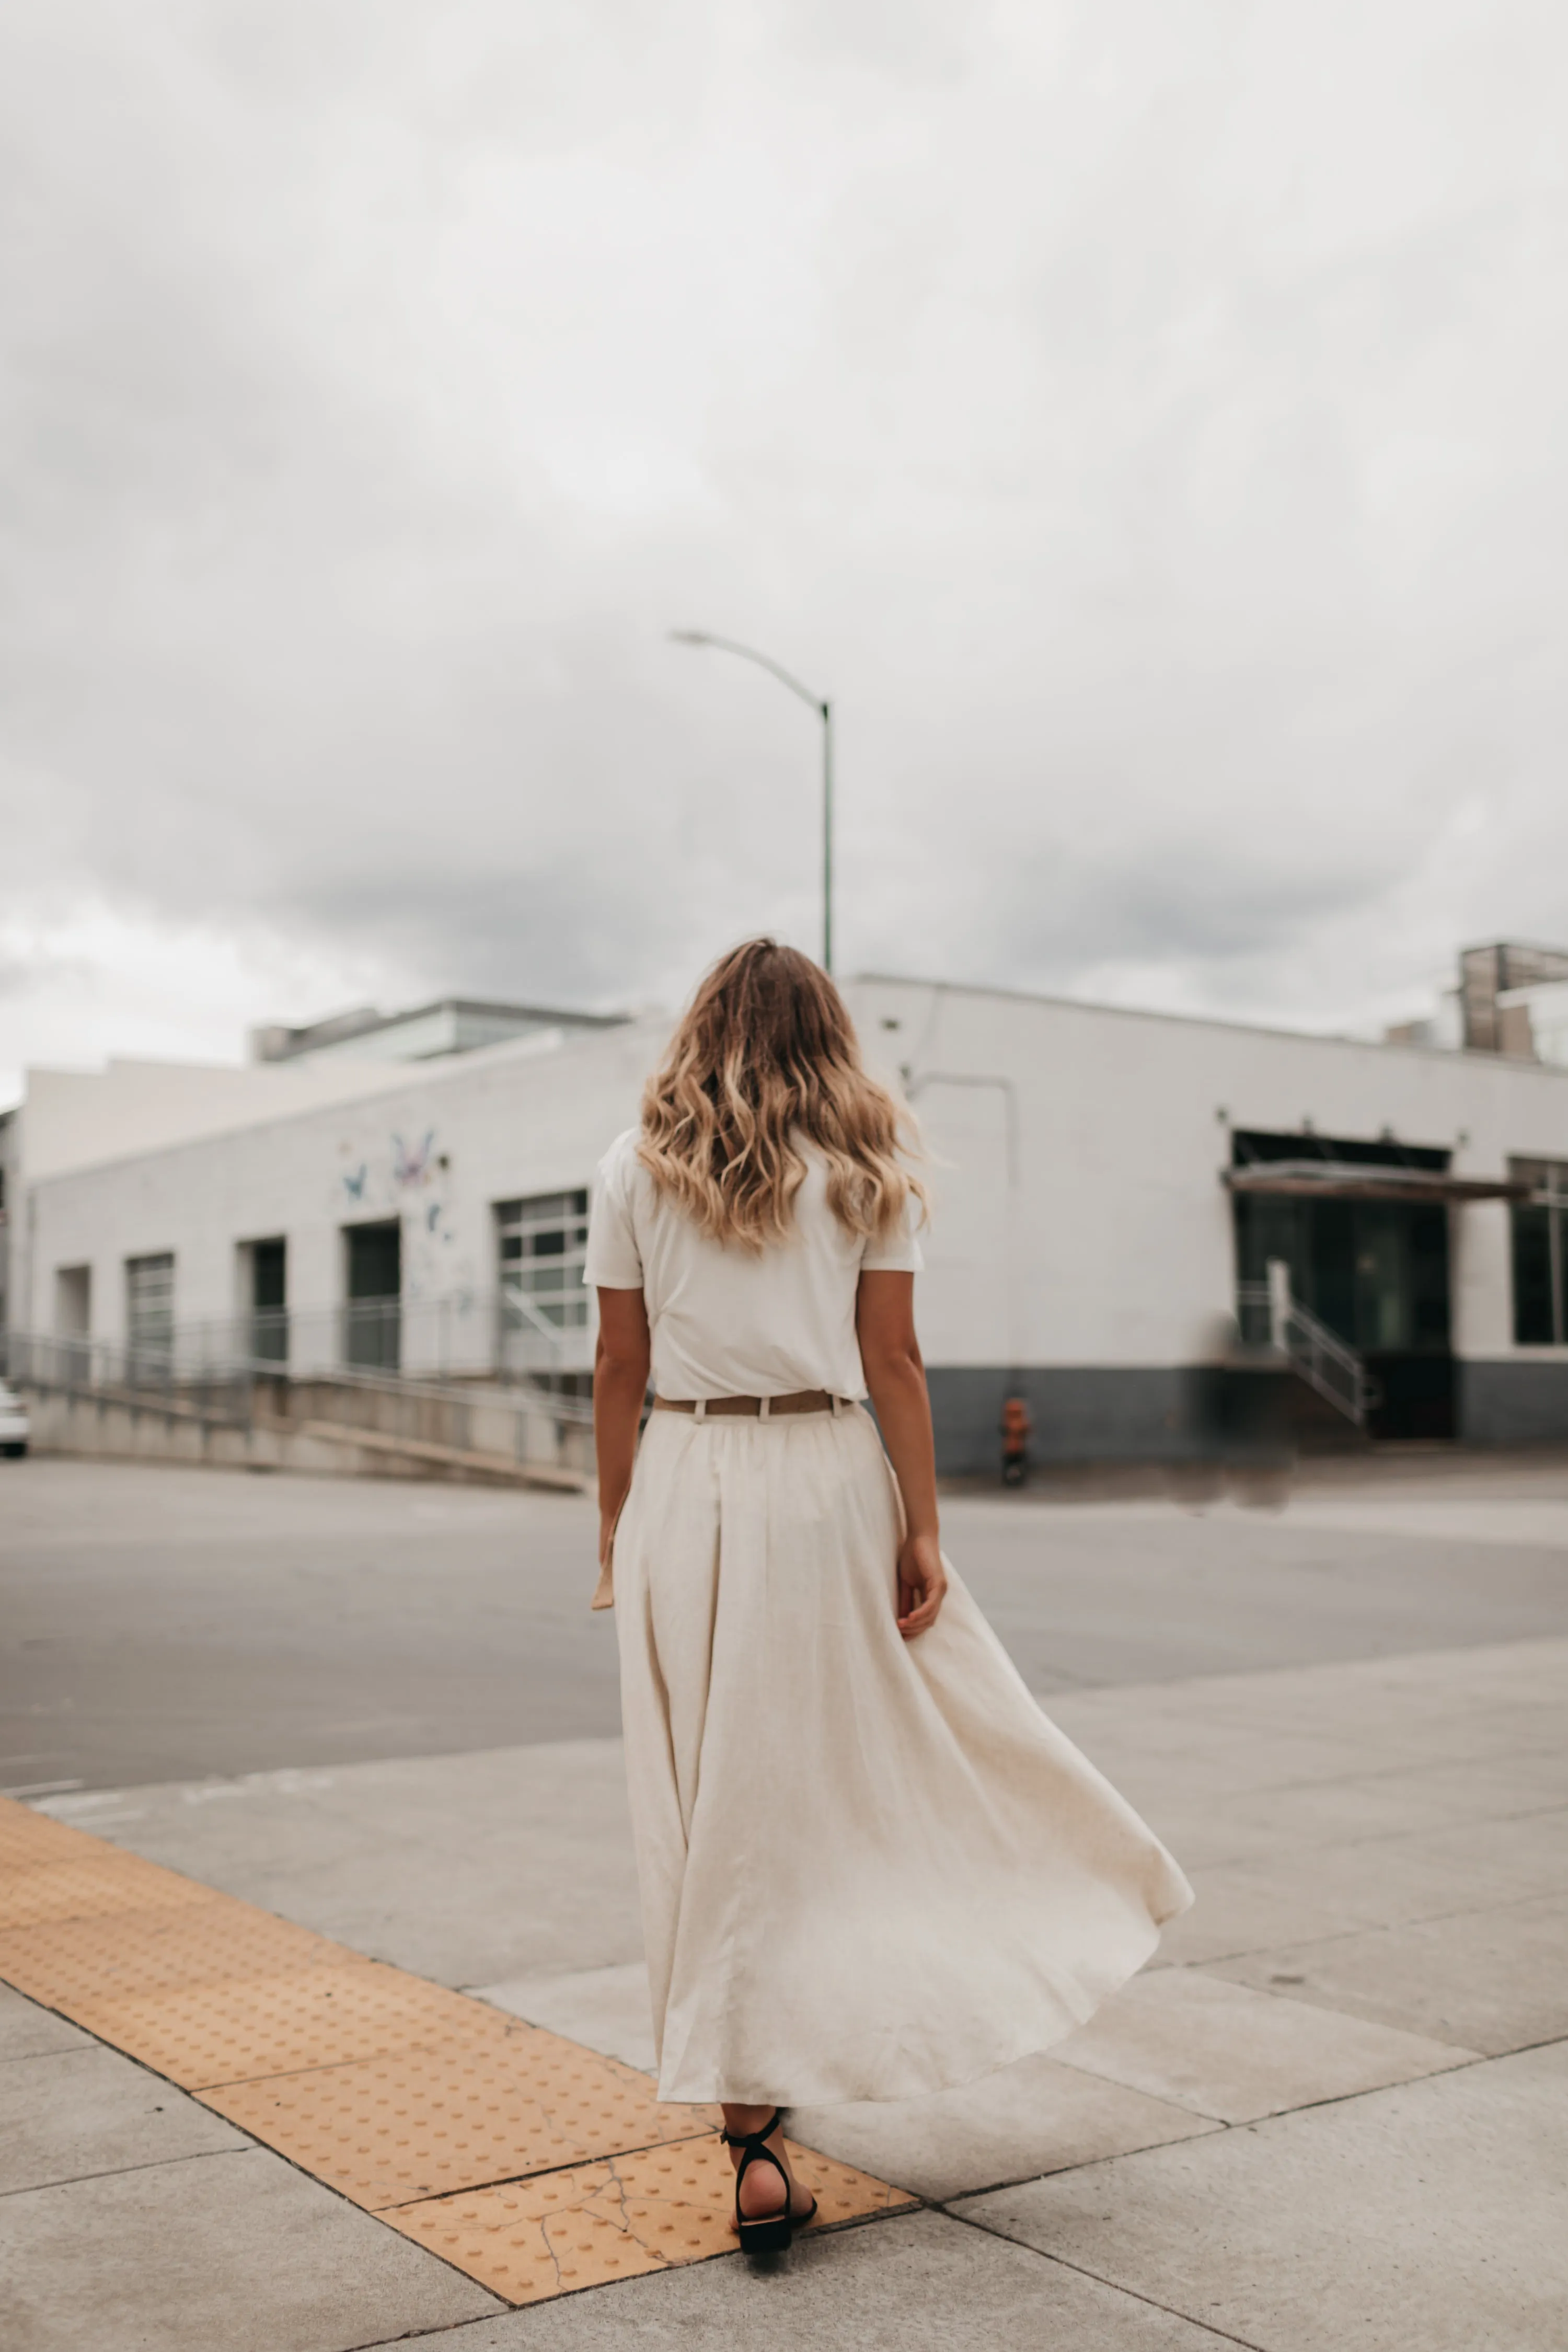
[856,1269,947,1637]
[594,1287,651,1563]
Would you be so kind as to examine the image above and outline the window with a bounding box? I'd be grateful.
[1511,1160,1568,1344]
[1231,1131,1453,1357]
[126,1252,175,1358]
[55,1265,91,1338]
[342,1220,400,1371]
[243,1238,287,1365]
[496,1190,590,1340]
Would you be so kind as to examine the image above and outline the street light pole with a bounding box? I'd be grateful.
[669,629,834,974]
[821,696,833,976]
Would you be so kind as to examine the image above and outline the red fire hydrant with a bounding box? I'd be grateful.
[1000,1393,1031,1488]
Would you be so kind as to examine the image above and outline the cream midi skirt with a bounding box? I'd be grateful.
[613,1403,1193,2107]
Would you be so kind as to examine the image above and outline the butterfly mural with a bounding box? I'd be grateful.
[393,1130,437,1189]
[341,1165,368,1202]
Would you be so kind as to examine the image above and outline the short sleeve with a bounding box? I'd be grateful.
[583,1134,645,1289]
[861,1188,926,1274]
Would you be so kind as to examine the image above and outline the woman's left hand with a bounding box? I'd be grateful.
[896,1531,947,1638]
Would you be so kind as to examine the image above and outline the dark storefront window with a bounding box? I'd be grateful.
[1231,1132,1452,1358]
[343,1220,401,1370]
[1230,1129,1454,1440]
[249,1237,288,1364]
[1233,1193,1451,1356]
[1510,1160,1568,1345]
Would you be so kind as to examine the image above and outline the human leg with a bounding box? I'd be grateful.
[721,2103,817,2230]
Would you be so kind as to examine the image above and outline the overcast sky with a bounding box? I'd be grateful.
[4,0,1566,1106]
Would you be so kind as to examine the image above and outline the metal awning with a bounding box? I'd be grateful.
[1224,1161,1531,1205]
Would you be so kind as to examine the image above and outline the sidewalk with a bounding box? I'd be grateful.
[5,1626,1566,2348]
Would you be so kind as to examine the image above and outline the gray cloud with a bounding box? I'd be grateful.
[4,0,1567,1086]
[1002,848,1396,977]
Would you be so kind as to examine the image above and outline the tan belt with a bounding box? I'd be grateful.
[592,1389,850,1613]
[652,1389,847,1421]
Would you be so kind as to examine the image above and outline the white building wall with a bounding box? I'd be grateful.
[20,1021,661,1374]
[851,975,1568,1369]
[16,976,1568,1452]
[20,1056,414,1189]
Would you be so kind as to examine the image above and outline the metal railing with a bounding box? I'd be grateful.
[51,1293,593,1387]
[4,1331,255,1429]
[2,1327,594,1465]
[1238,1263,1381,1428]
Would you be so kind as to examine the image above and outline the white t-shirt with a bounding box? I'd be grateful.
[583,1126,924,1401]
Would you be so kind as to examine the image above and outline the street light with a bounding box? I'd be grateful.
[669,629,835,973]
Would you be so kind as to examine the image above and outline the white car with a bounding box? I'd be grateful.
[0,1381,28,1459]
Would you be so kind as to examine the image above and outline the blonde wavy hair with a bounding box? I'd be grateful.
[638,939,926,1252]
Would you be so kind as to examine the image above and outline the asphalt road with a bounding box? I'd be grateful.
[4,1456,1567,1792]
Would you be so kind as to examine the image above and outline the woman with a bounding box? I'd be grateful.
[587,939,1191,2252]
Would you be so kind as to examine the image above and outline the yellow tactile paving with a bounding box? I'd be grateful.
[387,2136,916,2301]
[0,1805,93,1870]
[0,1895,341,2009]
[200,2027,719,2206]
[394,2159,673,2300]
[66,1959,516,2090]
[0,1795,915,2308]
[0,1852,217,1929]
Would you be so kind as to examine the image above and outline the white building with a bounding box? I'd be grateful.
[1497,983,1568,1071]
[0,1105,17,1341]
[8,973,1568,1470]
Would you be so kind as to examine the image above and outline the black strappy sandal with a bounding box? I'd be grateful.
[721,2109,816,2253]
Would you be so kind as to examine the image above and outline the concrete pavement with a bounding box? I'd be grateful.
[2,1458,1566,2346]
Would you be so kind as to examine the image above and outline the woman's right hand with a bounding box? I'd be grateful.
[896,1531,947,1639]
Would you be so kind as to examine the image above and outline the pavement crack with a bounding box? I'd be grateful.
[536,2211,566,2293]
[596,2153,665,2263]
